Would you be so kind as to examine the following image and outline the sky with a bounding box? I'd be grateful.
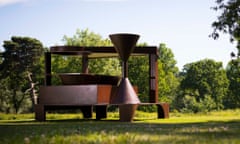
[0,0,237,70]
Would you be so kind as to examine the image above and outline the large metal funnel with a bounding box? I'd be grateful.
[109,33,140,105]
[109,33,139,62]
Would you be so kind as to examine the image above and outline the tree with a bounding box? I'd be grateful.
[211,0,240,109]
[180,59,229,112]
[63,28,111,46]
[128,43,180,111]
[0,36,44,113]
[128,56,149,101]
[0,78,12,113]
[158,43,179,104]
[225,59,240,108]
[61,28,121,75]
[211,0,240,50]
[158,43,178,74]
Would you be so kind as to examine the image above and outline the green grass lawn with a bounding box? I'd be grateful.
[0,109,240,144]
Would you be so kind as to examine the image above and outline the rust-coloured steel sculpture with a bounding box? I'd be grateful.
[35,33,170,122]
[109,33,140,122]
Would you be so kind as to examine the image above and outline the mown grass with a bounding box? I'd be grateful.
[0,109,240,144]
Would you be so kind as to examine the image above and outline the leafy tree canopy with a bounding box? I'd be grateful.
[225,59,240,108]
[158,43,179,104]
[0,36,44,77]
[211,0,240,49]
[0,36,44,113]
[59,28,121,76]
[180,59,229,110]
[63,28,111,46]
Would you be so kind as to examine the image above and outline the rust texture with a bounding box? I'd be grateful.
[35,33,170,122]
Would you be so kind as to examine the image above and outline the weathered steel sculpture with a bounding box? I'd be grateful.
[35,34,170,122]
[109,33,140,121]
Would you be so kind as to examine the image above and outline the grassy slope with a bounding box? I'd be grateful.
[0,109,239,144]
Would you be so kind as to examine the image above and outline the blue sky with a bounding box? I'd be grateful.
[0,0,237,69]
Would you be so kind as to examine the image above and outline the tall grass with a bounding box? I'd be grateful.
[0,109,239,144]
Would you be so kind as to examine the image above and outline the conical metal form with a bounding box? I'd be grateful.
[109,33,140,105]
[111,78,140,104]
[109,33,139,61]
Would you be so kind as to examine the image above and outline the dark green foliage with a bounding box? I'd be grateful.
[178,59,229,112]
[128,56,155,112]
[128,56,149,102]
[158,44,179,106]
[61,28,121,76]
[158,43,178,74]
[211,0,240,49]
[210,0,240,111]
[0,36,44,113]
[225,59,240,108]
[0,78,12,113]
[1,37,43,75]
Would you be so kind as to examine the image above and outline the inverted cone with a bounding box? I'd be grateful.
[109,33,139,61]
[110,78,140,104]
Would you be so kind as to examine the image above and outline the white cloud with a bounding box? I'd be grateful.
[0,0,28,7]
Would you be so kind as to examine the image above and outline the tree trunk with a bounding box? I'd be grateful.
[27,72,38,112]
[12,89,18,114]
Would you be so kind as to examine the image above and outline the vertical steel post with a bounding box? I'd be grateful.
[122,61,128,78]
[149,53,158,103]
[82,55,89,73]
[81,54,93,118]
[45,52,51,86]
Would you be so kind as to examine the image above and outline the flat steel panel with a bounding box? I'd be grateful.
[39,85,97,105]
[97,85,112,104]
